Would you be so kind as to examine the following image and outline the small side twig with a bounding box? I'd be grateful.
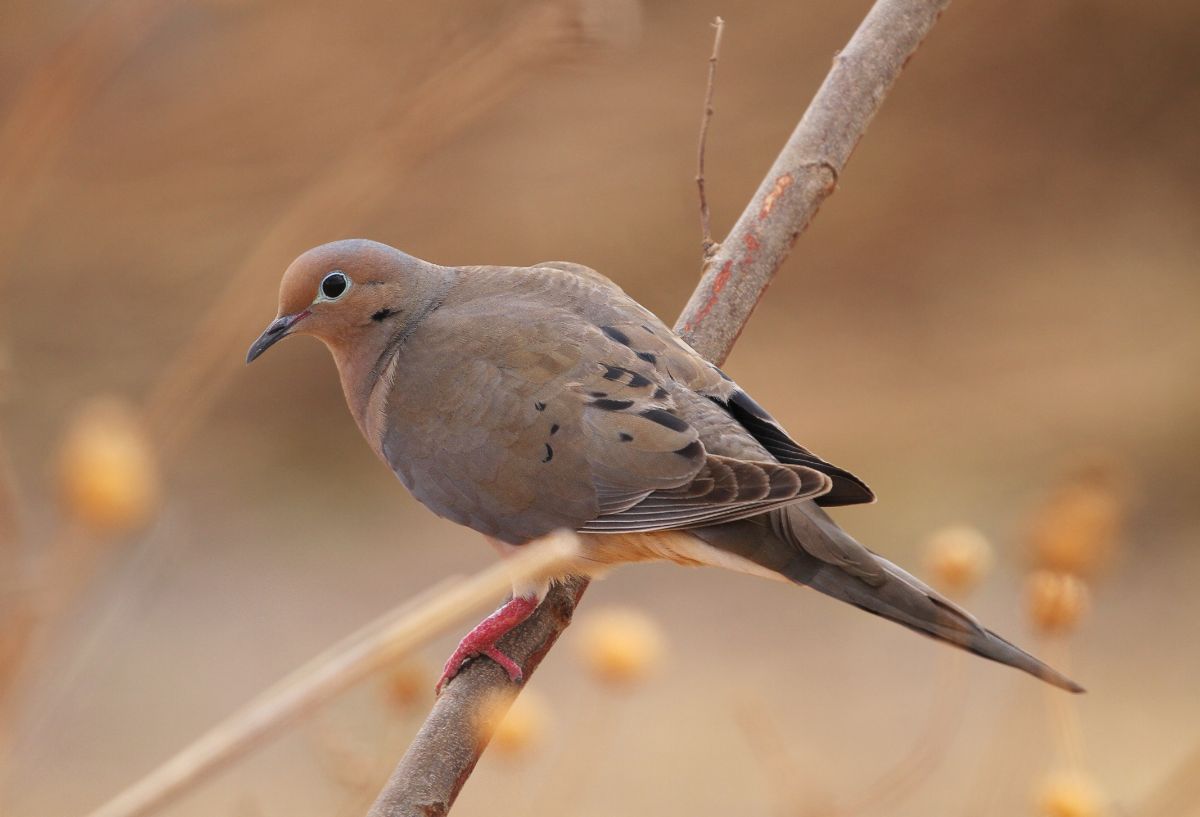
[678,0,951,365]
[370,2,951,816]
[696,16,725,259]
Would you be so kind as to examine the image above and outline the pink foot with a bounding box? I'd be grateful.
[436,595,539,694]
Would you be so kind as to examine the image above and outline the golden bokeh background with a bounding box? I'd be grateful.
[2,0,1197,815]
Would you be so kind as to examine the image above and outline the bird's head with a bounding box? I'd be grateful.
[246,238,444,364]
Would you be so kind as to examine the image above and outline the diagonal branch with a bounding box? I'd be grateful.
[677,0,951,364]
[79,535,580,817]
[369,1,952,815]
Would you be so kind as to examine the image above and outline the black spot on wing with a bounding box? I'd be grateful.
[550,423,559,435]
[674,440,703,459]
[636,351,657,364]
[534,401,546,412]
[640,408,689,432]
[653,387,669,400]
[371,307,396,322]
[600,325,631,346]
[542,444,554,463]
[618,432,633,442]
[592,398,635,411]
[600,364,652,389]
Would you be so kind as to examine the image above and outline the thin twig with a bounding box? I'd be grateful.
[370,2,951,815]
[79,533,580,817]
[677,0,952,365]
[696,16,725,259]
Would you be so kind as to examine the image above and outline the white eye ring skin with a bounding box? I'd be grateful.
[315,270,351,303]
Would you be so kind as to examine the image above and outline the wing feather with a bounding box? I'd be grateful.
[378,261,863,544]
[582,454,831,533]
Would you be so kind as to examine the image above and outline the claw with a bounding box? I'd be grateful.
[436,595,538,693]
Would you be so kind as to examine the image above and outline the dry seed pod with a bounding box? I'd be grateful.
[923,525,993,595]
[57,397,158,535]
[576,606,664,688]
[1027,570,1090,635]
[478,688,549,758]
[1038,771,1106,817]
[1028,462,1125,578]
[383,661,432,713]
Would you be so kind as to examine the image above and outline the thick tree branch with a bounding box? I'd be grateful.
[369,1,951,815]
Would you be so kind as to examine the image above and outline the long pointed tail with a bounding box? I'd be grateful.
[693,503,1084,693]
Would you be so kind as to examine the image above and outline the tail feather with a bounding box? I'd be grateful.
[692,503,1084,693]
[803,547,1084,693]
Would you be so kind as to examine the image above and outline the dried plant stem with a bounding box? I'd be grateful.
[5,3,596,801]
[370,2,951,815]
[80,533,580,817]
[0,430,21,554]
[734,695,826,816]
[15,4,602,816]
[0,0,179,770]
[1137,740,1200,817]
[0,428,34,747]
[0,0,183,279]
[841,651,968,812]
[695,16,725,258]
[1041,639,1087,771]
[142,0,595,459]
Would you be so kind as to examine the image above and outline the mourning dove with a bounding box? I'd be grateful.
[248,239,1082,693]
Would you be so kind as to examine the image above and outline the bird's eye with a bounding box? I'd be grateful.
[319,271,349,300]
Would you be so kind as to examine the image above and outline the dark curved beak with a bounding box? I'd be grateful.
[246,311,308,363]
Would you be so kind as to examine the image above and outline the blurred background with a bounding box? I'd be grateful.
[1,0,1197,815]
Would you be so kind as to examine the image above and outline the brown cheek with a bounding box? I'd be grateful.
[321,311,361,344]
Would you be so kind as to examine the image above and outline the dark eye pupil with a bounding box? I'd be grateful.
[321,272,347,299]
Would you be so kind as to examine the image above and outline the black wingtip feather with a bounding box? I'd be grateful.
[718,390,875,506]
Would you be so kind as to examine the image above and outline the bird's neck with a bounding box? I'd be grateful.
[329,262,459,444]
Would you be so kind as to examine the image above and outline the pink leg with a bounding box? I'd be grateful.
[436,595,539,693]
